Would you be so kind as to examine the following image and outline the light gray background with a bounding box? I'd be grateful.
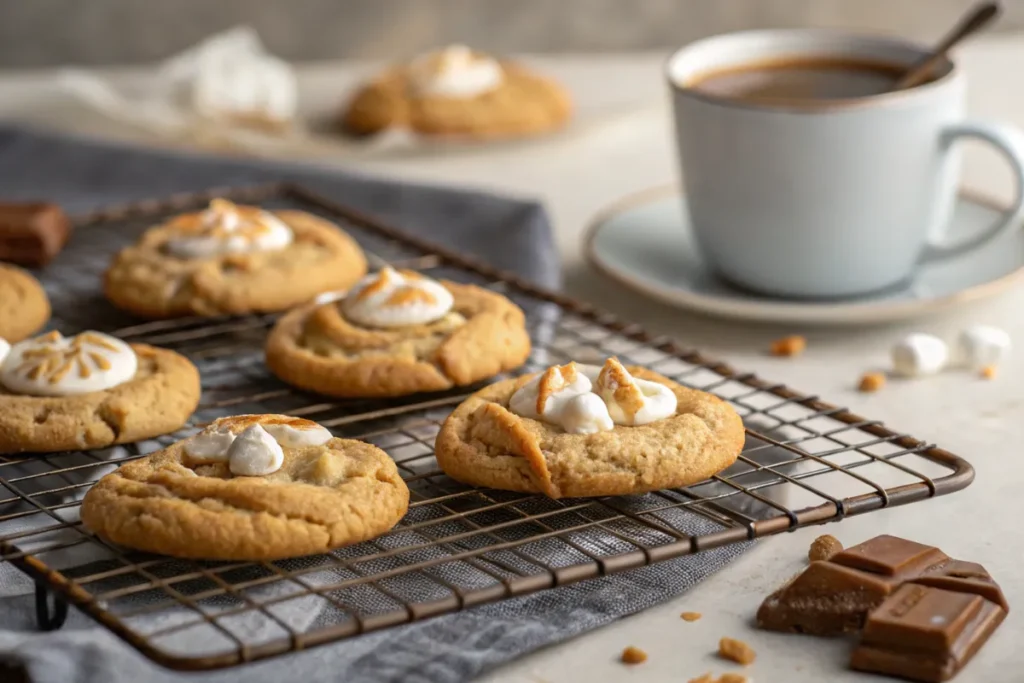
[1,0,1022,67]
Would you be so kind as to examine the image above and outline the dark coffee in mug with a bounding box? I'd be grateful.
[688,57,907,103]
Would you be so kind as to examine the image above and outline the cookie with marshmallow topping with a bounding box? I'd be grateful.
[104,199,368,318]
[341,44,572,140]
[0,330,199,453]
[435,359,745,498]
[0,263,50,343]
[81,414,409,560]
[265,266,531,397]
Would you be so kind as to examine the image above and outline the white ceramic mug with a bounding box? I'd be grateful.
[667,30,1024,298]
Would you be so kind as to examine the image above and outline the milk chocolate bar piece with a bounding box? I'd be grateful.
[0,202,71,266]
[851,584,1006,682]
[757,535,951,636]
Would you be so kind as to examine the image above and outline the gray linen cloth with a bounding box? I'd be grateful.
[0,126,757,683]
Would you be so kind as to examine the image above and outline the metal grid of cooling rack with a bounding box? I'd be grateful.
[0,184,973,671]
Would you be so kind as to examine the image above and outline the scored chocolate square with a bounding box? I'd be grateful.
[0,202,72,267]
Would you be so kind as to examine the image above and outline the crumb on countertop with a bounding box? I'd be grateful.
[718,674,749,683]
[687,674,714,683]
[681,611,702,621]
[981,365,997,380]
[620,646,647,664]
[808,534,843,562]
[858,371,885,393]
[769,335,806,357]
[718,637,756,665]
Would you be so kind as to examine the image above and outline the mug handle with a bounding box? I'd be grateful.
[921,120,1024,262]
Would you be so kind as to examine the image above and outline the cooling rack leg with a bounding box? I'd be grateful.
[34,583,68,631]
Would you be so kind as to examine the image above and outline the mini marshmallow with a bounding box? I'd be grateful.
[956,325,1011,370]
[0,338,9,365]
[559,392,614,435]
[891,333,948,378]
[228,424,285,476]
[184,427,236,463]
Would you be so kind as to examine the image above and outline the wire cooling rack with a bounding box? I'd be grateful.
[0,184,973,671]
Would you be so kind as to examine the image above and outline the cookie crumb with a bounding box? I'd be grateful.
[808,534,843,562]
[681,611,702,621]
[718,674,749,683]
[620,646,647,664]
[857,372,885,393]
[718,637,756,665]
[769,335,806,357]
[981,365,997,380]
[687,674,714,683]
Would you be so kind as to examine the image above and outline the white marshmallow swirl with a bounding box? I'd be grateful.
[228,425,285,477]
[0,338,9,365]
[408,45,504,98]
[892,333,949,377]
[341,267,454,328]
[956,325,1011,370]
[508,359,677,434]
[184,415,334,473]
[0,331,138,397]
[164,199,293,259]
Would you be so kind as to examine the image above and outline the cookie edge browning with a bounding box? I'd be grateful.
[264,281,532,398]
[0,263,51,342]
[341,61,573,140]
[434,367,746,498]
[103,209,369,319]
[0,344,200,453]
[81,438,411,561]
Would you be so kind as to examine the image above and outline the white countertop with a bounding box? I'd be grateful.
[3,37,1024,682]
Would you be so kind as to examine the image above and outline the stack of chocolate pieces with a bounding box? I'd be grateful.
[757,535,1007,682]
[0,202,72,266]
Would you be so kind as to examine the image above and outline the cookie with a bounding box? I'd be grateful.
[0,330,200,453]
[0,263,50,342]
[104,199,368,318]
[341,45,572,139]
[266,267,531,398]
[434,359,745,498]
[81,414,410,560]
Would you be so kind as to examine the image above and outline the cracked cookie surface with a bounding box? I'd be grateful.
[341,62,572,140]
[103,209,368,318]
[434,367,745,498]
[81,416,410,560]
[265,280,531,397]
[0,344,200,453]
[0,264,50,342]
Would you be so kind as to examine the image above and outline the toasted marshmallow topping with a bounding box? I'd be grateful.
[164,199,293,259]
[341,267,454,328]
[892,333,949,377]
[508,359,677,434]
[228,425,285,477]
[593,358,678,426]
[184,414,334,473]
[956,325,1011,370]
[190,27,297,126]
[0,331,138,397]
[408,44,504,98]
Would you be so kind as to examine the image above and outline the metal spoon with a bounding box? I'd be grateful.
[892,1,1001,90]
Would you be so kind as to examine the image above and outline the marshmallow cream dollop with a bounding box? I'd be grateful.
[184,415,334,476]
[163,199,293,259]
[408,44,504,99]
[340,267,454,328]
[0,338,9,365]
[0,331,138,397]
[508,359,677,434]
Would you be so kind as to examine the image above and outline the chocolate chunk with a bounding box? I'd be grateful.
[851,584,1006,682]
[0,202,72,267]
[910,560,1009,612]
[831,534,948,577]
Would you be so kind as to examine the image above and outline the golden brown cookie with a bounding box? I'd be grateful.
[104,200,368,318]
[266,269,531,398]
[0,264,50,342]
[341,47,572,140]
[81,414,410,560]
[434,365,745,498]
[0,331,200,454]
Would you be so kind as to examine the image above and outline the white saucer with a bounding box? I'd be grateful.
[584,186,1024,325]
